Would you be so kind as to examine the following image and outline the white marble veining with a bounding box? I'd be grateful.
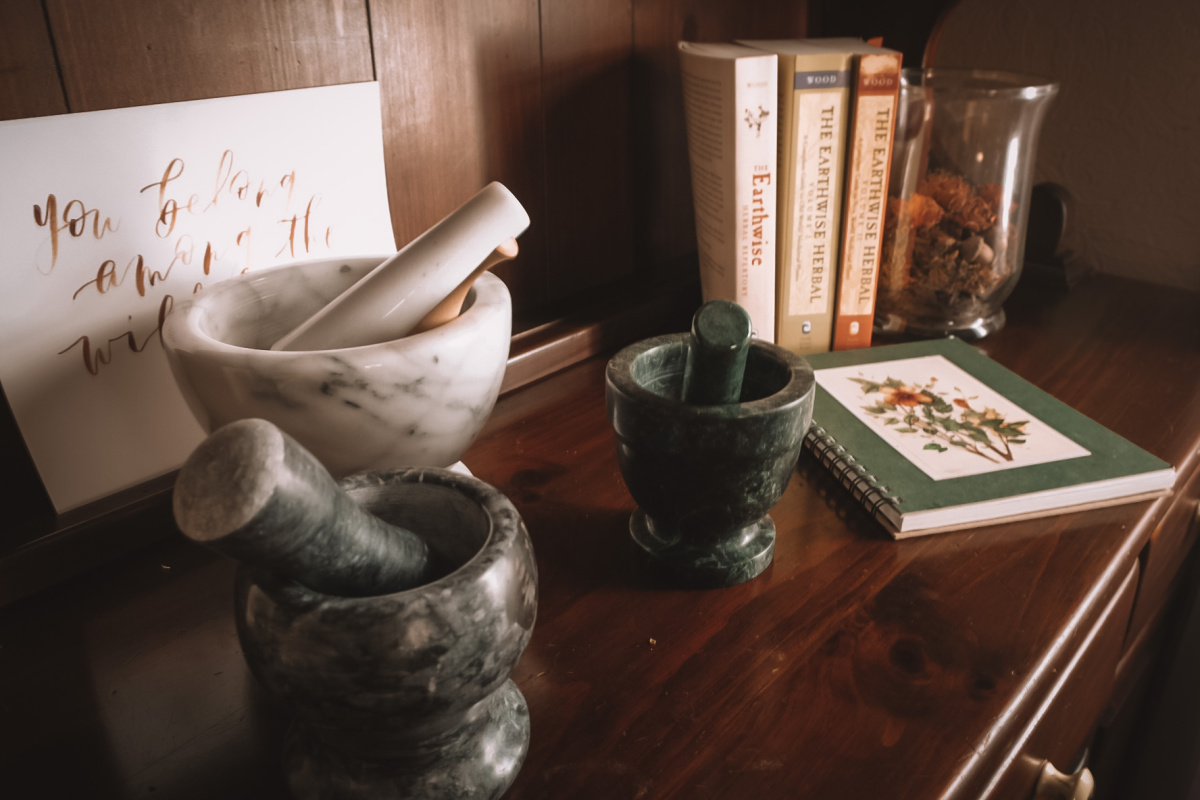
[163,255,511,477]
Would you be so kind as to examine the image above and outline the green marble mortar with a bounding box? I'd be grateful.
[605,305,816,588]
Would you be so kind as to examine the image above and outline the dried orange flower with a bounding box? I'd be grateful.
[919,170,971,209]
[881,385,933,407]
[919,170,997,232]
[953,197,998,232]
[908,193,944,228]
[977,182,1003,214]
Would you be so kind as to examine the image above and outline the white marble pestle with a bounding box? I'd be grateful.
[410,237,518,335]
[272,181,529,351]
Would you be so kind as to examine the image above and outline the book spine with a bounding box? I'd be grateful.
[733,56,779,341]
[831,51,901,350]
[680,49,778,342]
[774,53,851,355]
[803,423,899,533]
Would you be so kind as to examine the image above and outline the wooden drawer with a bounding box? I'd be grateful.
[1125,465,1200,653]
[981,563,1139,800]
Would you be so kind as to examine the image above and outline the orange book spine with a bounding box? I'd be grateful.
[831,50,901,350]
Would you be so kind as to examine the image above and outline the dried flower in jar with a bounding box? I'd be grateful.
[919,171,997,232]
[879,169,1012,325]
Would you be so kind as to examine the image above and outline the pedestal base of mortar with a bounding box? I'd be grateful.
[606,335,816,589]
[234,468,537,800]
[630,508,775,588]
[284,680,529,799]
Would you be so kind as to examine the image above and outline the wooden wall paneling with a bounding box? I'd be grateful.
[44,0,374,111]
[808,0,960,67]
[539,0,634,302]
[630,0,809,277]
[0,3,65,535]
[369,0,548,315]
[630,0,693,276]
[0,0,67,120]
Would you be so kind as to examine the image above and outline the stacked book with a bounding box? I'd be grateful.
[680,42,1177,538]
[678,37,902,354]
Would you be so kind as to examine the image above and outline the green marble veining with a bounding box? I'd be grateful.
[606,320,816,589]
[630,509,776,589]
[234,467,537,798]
[681,300,752,405]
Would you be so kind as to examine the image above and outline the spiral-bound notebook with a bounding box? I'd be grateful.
[802,338,1175,538]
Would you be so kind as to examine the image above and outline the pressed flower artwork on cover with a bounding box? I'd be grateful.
[815,355,1090,480]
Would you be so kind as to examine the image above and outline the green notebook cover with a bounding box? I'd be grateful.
[802,338,1175,536]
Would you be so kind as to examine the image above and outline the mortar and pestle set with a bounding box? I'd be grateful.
[163,181,527,479]
[605,301,816,588]
[174,420,536,799]
[166,181,816,798]
[165,183,537,799]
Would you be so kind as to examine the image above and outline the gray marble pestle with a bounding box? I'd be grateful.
[175,420,538,797]
[173,417,434,597]
[233,464,538,799]
[272,181,529,351]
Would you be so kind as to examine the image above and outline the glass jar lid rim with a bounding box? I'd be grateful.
[902,67,1059,96]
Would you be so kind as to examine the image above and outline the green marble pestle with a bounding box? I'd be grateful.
[681,300,753,405]
[173,418,435,597]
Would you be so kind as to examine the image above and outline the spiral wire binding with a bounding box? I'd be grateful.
[803,424,902,525]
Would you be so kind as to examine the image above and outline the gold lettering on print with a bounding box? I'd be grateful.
[57,295,175,376]
[35,149,339,376]
[32,194,120,271]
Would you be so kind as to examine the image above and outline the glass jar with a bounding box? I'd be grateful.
[875,69,1058,339]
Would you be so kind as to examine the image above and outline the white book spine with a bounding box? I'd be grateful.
[680,46,777,342]
[732,56,778,341]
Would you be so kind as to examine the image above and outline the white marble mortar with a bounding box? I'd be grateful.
[162,256,511,477]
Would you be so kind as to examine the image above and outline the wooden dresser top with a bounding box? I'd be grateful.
[1,274,1198,799]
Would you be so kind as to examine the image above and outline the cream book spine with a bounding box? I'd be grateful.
[678,42,778,342]
[742,41,853,354]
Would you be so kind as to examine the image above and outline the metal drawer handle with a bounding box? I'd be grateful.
[1035,760,1095,799]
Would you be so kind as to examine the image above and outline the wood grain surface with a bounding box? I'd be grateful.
[1,274,1197,799]
[540,0,634,300]
[370,0,549,310]
[0,0,66,120]
[45,0,374,111]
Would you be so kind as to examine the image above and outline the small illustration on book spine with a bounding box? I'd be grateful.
[744,105,771,134]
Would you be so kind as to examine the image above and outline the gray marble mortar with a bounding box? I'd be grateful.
[234,467,537,800]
